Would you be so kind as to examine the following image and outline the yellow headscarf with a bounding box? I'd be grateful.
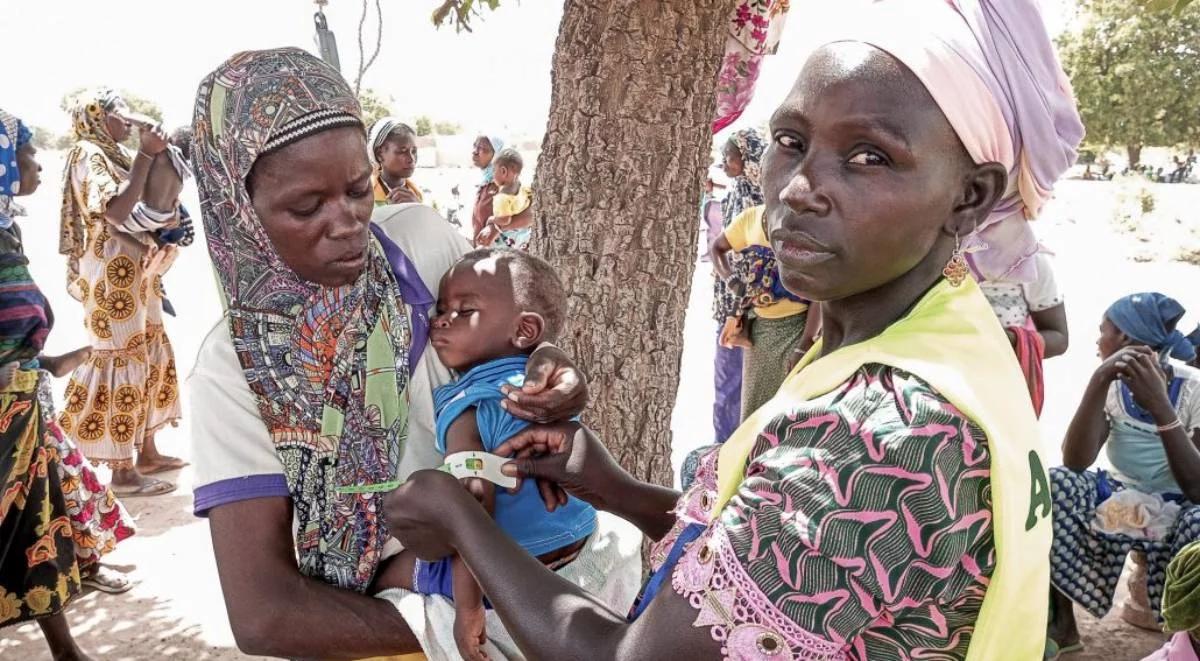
[58,89,134,295]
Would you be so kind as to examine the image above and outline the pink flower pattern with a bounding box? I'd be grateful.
[713,1,790,133]
[660,365,996,659]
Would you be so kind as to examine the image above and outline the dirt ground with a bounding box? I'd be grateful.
[1,171,1197,659]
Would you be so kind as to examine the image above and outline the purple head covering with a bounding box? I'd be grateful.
[835,0,1085,283]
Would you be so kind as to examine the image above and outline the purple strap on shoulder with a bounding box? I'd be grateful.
[370,223,433,371]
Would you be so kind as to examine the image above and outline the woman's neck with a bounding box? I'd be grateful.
[379,169,406,189]
[819,239,952,356]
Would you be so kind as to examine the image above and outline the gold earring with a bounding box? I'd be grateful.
[943,234,971,287]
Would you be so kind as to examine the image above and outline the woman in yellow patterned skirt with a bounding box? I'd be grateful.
[57,90,182,497]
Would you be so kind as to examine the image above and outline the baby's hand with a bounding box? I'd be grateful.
[475,224,500,247]
[493,215,513,228]
[454,602,489,661]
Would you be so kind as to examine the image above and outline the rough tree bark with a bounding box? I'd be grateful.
[532,0,734,488]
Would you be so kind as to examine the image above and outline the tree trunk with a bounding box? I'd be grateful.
[532,0,733,488]
[1127,144,1142,170]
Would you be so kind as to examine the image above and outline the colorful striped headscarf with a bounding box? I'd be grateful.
[723,127,767,228]
[192,47,412,592]
[834,0,1085,284]
[0,108,32,229]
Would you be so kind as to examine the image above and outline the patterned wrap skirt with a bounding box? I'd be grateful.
[740,311,808,421]
[0,370,81,628]
[1050,466,1200,619]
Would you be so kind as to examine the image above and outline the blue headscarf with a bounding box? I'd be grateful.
[1106,293,1198,363]
[480,135,504,185]
[0,109,32,230]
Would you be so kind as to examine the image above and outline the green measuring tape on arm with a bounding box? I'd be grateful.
[335,451,519,494]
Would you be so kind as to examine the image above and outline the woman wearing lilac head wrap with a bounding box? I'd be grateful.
[1050,293,1200,656]
[382,1,1081,658]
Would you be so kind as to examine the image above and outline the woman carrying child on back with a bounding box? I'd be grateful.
[57,90,185,497]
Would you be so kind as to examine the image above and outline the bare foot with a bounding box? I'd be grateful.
[40,346,93,378]
[135,454,188,475]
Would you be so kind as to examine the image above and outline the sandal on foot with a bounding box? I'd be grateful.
[81,566,133,594]
[137,458,189,475]
[112,478,176,498]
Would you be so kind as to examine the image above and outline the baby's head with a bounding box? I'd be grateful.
[493,148,523,187]
[431,248,565,372]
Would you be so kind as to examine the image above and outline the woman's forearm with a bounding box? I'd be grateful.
[605,477,680,542]
[103,151,154,224]
[1152,412,1200,501]
[269,572,422,660]
[1040,329,1069,359]
[209,499,421,659]
[1061,375,1110,471]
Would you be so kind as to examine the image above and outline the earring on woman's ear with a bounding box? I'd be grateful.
[943,233,971,287]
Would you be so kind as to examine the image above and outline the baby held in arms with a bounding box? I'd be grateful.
[372,248,596,660]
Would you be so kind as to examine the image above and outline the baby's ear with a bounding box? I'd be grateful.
[513,312,546,350]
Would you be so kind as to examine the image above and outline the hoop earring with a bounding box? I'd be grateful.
[943,234,971,287]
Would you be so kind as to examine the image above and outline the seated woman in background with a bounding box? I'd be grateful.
[1049,292,1200,656]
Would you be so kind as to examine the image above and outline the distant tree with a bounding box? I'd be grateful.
[358,87,395,130]
[1058,0,1200,167]
[433,120,461,135]
[432,0,500,31]
[30,126,55,150]
[414,116,433,137]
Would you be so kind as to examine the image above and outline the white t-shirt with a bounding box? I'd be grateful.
[980,252,1064,329]
[189,204,470,517]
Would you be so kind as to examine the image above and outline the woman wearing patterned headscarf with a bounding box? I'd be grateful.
[187,48,597,659]
[385,0,1082,657]
[1050,293,1200,656]
[710,127,822,433]
[0,107,137,660]
[57,90,183,498]
[708,128,770,448]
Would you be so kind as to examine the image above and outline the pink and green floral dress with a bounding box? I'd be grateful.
[644,364,996,659]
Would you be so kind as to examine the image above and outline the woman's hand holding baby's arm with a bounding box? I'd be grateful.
[501,344,588,423]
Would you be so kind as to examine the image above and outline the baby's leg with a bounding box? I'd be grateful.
[142,152,183,215]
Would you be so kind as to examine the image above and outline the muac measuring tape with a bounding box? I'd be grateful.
[336,451,519,494]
